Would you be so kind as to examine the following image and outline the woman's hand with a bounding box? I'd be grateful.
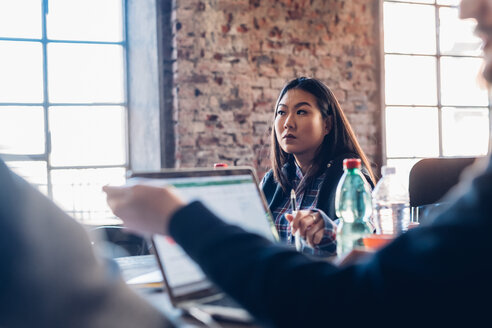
[285,210,325,247]
[103,184,185,236]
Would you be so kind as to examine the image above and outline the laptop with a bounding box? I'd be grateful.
[129,166,279,322]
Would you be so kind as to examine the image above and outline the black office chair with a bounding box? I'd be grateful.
[409,157,479,207]
[408,157,480,222]
[89,226,151,258]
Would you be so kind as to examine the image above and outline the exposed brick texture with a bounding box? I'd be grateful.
[169,0,382,178]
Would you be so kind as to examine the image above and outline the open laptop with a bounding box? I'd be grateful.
[129,166,279,322]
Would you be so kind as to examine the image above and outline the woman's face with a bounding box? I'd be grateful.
[274,89,331,163]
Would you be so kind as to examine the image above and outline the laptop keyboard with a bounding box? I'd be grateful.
[206,296,240,308]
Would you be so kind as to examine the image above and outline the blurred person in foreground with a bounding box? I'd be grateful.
[104,1,492,326]
[261,77,375,257]
[0,158,172,328]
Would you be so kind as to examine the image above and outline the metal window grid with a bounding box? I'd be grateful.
[0,0,129,219]
[383,0,492,164]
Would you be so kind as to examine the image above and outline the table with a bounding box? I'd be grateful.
[115,255,162,286]
[113,249,375,327]
[115,255,256,328]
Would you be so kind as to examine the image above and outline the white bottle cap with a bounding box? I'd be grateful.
[381,166,396,176]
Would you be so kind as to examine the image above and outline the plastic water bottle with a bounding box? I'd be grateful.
[335,158,373,257]
[372,166,410,235]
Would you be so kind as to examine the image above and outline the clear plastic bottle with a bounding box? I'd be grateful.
[372,166,410,235]
[335,158,373,257]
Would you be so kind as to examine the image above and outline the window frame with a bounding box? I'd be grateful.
[382,0,492,169]
[0,0,129,222]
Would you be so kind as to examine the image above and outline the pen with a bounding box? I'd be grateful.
[290,189,296,213]
[290,189,302,251]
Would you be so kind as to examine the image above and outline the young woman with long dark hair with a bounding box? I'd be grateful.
[261,77,375,256]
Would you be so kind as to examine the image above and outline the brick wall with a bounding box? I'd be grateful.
[169,0,382,178]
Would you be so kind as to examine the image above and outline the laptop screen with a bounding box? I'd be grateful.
[130,168,278,296]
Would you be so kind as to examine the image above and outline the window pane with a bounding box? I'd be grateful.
[386,158,423,191]
[0,106,45,154]
[440,7,481,56]
[49,106,126,166]
[5,160,48,194]
[440,57,488,106]
[51,167,125,224]
[442,107,489,156]
[385,55,437,105]
[48,43,125,103]
[437,0,460,5]
[0,41,43,102]
[384,2,436,54]
[47,0,123,42]
[386,107,439,157]
[0,0,42,38]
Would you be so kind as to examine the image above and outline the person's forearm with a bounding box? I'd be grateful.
[170,158,492,326]
[168,201,341,327]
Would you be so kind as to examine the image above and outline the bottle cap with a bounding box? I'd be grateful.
[343,158,361,169]
[214,163,228,168]
[381,166,395,176]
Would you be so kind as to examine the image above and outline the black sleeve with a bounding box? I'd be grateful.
[169,158,492,327]
[169,201,344,327]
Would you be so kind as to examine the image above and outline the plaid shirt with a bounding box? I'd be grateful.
[269,164,337,257]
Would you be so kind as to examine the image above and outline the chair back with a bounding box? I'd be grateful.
[89,226,150,258]
[408,157,478,208]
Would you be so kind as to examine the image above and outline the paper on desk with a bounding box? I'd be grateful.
[126,269,163,285]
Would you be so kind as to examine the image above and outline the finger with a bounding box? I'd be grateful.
[313,229,325,245]
[312,215,327,245]
[297,218,307,236]
[102,185,127,197]
[104,187,141,217]
[290,211,303,232]
[311,213,319,226]
[107,197,133,218]
[305,220,325,246]
[297,213,315,235]
[102,185,112,192]
[110,190,136,208]
[285,213,298,234]
[103,186,134,209]
[305,225,320,246]
[295,220,306,237]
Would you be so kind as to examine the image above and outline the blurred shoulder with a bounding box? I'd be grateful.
[260,169,274,188]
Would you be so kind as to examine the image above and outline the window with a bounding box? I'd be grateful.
[383,0,490,186]
[0,0,127,225]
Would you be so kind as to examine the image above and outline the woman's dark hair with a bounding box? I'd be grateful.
[270,77,375,192]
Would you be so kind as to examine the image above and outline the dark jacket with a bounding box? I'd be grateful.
[261,153,374,221]
[0,160,169,328]
[169,156,492,328]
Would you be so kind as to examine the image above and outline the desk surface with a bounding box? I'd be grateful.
[115,255,162,285]
[114,250,373,327]
[115,255,256,328]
